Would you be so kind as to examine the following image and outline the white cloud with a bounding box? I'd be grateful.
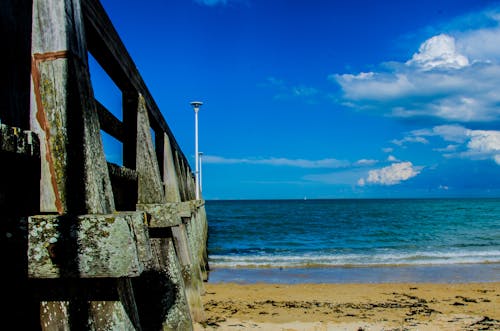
[457,15,500,61]
[202,155,244,164]
[203,155,350,168]
[467,130,500,152]
[387,155,399,162]
[402,124,500,165]
[333,14,500,122]
[205,155,390,187]
[406,34,469,70]
[358,162,421,186]
[355,159,378,166]
[463,130,500,164]
[338,72,375,82]
[428,124,469,142]
[392,136,429,146]
[410,124,469,143]
[333,72,415,102]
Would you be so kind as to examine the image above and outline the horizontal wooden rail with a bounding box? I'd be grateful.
[96,100,124,141]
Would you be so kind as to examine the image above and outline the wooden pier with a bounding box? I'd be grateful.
[1,0,209,329]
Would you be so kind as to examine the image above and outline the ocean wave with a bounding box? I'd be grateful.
[208,250,500,268]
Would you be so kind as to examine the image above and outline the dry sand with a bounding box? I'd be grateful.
[194,282,499,330]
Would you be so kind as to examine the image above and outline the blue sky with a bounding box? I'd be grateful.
[91,0,500,199]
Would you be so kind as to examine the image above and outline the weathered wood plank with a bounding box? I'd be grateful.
[171,224,206,322]
[136,94,165,204]
[162,133,182,202]
[175,154,189,202]
[31,0,114,214]
[28,212,153,278]
[136,202,194,228]
[107,162,137,182]
[149,238,193,331]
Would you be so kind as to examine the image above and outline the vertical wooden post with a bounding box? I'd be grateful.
[174,152,187,202]
[29,0,144,329]
[186,169,196,201]
[136,94,165,204]
[30,0,114,214]
[162,134,182,203]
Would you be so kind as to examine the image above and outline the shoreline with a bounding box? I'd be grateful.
[206,262,500,284]
[195,282,500,330]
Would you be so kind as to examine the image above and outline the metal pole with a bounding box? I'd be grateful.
[199,152,203,193]
[190,101,203,200]
[195,109,199,200]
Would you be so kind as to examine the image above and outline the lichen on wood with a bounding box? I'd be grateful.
[28,212,152,278]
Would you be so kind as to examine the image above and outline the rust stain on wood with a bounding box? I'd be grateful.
[31,54,64,214]
[33,50,69,62]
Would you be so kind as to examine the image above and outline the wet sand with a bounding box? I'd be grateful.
[194,282,500,330]
[207,264,500,284]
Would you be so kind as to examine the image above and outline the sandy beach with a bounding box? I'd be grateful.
[194,282,500,330]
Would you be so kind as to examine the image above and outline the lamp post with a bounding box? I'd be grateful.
[190,101,203,200]
[198,152,203,194]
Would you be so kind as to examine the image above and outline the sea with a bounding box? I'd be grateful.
[204,198,500,283]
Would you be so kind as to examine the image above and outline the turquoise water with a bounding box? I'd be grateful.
[205,199,500,269]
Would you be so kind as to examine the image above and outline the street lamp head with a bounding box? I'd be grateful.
[190,101,203,112]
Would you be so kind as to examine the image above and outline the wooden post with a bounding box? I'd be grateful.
[186,169,197,201]
[30,0,114,214]
[28,0,144,329]
[136,94,165,204]
[162,133,182,203]
[174,152,188,202]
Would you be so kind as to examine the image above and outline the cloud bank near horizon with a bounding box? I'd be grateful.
[203,155,353,169]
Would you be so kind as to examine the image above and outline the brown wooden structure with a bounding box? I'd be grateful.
[1,0,209,329]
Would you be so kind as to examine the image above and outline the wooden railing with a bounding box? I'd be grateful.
[1,0,209,329]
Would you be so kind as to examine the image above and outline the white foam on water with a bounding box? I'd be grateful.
[209,250,500,268]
